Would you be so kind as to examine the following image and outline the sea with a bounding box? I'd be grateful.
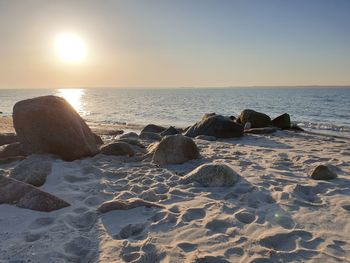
[1,87,349,138]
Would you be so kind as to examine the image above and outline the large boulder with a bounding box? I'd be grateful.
[101,142,135,157]
[10,155,53,187]
[0,133,18,146]
[184,114,243,138]
[181,163,239,187]
[152,134,200,165]
[272,113,291,129]
[0,175,70,212]
[237,109,272,128]
[13,95,99,161]
[310,165,337,180]
[141,124,166,134]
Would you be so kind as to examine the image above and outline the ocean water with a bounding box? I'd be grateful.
[1,87,349,137]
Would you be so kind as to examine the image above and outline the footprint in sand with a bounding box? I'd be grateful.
[29,217,55,229]
[65,211,98,231]
[117,223,147,239]
[224,246,244,257]
[181,208,206,222]
[234,209,256,224]
[177,242,198,252]
[258,230,316,252]
[205,218,233,233]
[23,231,43,242]
[64,236,96,260]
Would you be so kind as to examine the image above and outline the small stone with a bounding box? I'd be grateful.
[310,165,337,180]
[101,142,135,157]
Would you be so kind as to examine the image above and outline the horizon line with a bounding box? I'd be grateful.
[1,85,350,90]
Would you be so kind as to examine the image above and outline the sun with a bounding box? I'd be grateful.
[55,33,87,63]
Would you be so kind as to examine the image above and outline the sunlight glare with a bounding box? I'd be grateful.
[57,89,86,115]
[55,33,87,63]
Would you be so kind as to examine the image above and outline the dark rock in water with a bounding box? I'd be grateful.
[0,175,70,212]
[184,114,243,138]
[93,133,104,146]
[160,126,180,137]
[0,142,27,158]
[152,134,200,165]
[97,198,164,213]
[139,132,161,141]
[181,163,239,187]
[244,127,277,134]
[141,124,166,134]
[101,142,135,156]
[310,165,337,180]
[272,113,291,129]
[13,95,99,161]
[120,132,139,139]
[0,133,18,146]
[237,109,272,128]
[10,155,53,187]
[289,124,304,131]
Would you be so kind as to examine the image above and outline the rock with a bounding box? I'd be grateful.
[237,109,272,128]
[0,142,27,158]
[117,138,145,148]
[97,198,164,213]
[244,122,252,130]
[229,116,236,121]
[289,124,304,131]
[120,132,139,139]
[10,155,53,187]
[101,142,135,156]
[104,130,124,136]
[0,175,70,212]
[152,134,200,165]
[13,96,99,161]
[139,132,162,141]
[184,114,243,138]
[160,126,180,137]
[141,124,166,134]
[0,156,26,164]
[272,113,291,129]
[0,133,18,146]
[93,133,103,145]
[244,127,277,134]
[310,165,337,180]
[195,135,217,141]
[181,163,239,187]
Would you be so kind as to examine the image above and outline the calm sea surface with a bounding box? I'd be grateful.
[1,87,349,137]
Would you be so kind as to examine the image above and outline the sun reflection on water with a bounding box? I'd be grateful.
[56,89,88,116]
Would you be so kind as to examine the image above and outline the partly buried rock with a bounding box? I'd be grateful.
[181,163,239,187]
[184,114,243,138]
[139,132,161,141]
[237,109,272,128]
[0,133,18,146]
[0,142,27,158]
[97,198,164,213]
[244,127,277,134]
[272,113,291,129]
[13,95,99,161]
[310,165,337,180]
[120,132,139,139]
[0,175,70,212]
[10,155,53,187]
[117,138,145,148]
[152,134,200,165]
[160,126,180,137]
[93,133,104,145]
[195,135,217,141]
[141,124,166,134]
[101,142,135,157]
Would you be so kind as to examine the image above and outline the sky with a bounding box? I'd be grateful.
[0,0,350,89]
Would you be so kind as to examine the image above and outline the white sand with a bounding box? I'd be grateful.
[0,129,349,262]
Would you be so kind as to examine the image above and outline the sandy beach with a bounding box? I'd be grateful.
[1,115,349,263]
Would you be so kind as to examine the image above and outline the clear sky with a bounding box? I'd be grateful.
[0,0,350,88]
